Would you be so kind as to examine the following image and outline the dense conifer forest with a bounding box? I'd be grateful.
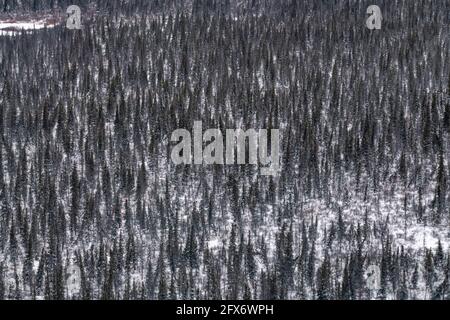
[0,0,449,300]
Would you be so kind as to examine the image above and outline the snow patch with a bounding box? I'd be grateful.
[0,20,58,36]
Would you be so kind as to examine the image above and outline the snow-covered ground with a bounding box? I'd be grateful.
[0,19,58,36]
